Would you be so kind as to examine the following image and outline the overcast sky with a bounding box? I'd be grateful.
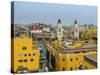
[13,1,97,26]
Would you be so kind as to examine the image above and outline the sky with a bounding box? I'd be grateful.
[13,1,97,26]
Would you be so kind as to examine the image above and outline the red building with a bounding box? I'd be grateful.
[28,24,42,30]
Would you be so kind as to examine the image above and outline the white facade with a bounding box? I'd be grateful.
[73,20,79,39]
[31,30,42,34]
[43,27,50,32]
[56,19,63,44]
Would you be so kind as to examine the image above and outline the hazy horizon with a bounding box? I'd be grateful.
[12,1,97,26]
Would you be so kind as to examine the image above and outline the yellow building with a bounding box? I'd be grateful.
[11,33,40,73]
[47,40,97,71]
[54,52,84,71]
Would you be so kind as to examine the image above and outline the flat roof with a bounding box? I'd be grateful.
[56,47,97,53]
[48,43,97,53]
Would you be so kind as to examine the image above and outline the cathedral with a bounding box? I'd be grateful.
[56,19,63,44]
[73,20,79,40]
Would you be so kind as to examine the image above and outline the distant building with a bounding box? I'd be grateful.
[42,27,50,32]
[73,20,79,39]
[63,26,73,39]
[32,32,52,43]
[14,24,29,37]
[41,24,50,32]
[56,19,63,44]
[28,24,42,34]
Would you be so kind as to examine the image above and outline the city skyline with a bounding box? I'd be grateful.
[13,1,97,26]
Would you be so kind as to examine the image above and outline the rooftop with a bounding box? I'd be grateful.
[55,47,97,53]
[49,41,97,53]
[84,54,97,63]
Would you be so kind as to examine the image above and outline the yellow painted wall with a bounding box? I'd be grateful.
[47,40,97,71]
[11,35,39,73]
[55,53,83,71]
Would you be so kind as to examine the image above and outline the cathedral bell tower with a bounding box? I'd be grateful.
[56,19,63,44]
[73,20,79,39]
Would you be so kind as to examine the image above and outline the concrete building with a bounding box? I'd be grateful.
[28,24,42,35]
[43,27,50,32]
[32,32,52,43]
[42,24,50,32]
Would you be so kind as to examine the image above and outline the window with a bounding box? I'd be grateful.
[70,67,73,70]
[70,58,73,61]
[59,29,61,32]
[63,68,65,71]
[22,47,27,50]
[30,59,34,62]
[63,58,65,61]
[33,53,35,56]
[24,54,27,56]
[76,58,78,60]
[24,59,27,62]
[18,60,23,62]
[29,54,31,56]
